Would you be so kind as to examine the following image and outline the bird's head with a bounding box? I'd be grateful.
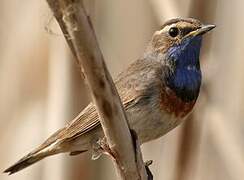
[147,17,215,56]
[145,18,215,101]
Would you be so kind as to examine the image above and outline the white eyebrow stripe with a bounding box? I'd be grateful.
[159,24,177,33]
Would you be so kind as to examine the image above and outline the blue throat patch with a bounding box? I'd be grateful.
[165,36,202,102]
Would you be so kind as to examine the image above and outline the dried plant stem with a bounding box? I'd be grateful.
[45,0,149,179]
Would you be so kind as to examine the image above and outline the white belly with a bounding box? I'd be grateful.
[127,105,183,144]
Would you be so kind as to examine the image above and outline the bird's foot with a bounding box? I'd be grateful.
[91,137,116,160]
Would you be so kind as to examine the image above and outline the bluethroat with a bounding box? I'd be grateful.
[4,18,215,174]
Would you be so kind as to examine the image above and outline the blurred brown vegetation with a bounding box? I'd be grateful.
[0,0,244,180]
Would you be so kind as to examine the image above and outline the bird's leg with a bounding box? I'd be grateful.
[92,131,154,180]
[145,160,154,180]
[91,137,116,160]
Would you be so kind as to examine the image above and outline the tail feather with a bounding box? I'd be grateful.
[3,128,66,175]
[4,151,50,175]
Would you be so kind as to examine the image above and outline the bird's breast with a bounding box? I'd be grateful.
[160,86,196,118]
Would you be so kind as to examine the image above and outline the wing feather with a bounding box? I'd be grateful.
[45,59,161,143]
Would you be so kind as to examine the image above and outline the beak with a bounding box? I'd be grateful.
[191,24,216,37]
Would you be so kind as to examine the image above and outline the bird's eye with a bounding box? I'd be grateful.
[169,27,179,37]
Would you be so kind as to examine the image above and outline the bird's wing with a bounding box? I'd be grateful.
[44,59,160,144]
[61,103,100,140]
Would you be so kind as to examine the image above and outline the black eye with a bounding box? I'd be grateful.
[169,27,179,37]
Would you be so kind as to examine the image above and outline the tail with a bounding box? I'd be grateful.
[4,129,66,175]
[4,150,53,175]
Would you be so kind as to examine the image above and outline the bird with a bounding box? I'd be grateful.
[4,17,215,175]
